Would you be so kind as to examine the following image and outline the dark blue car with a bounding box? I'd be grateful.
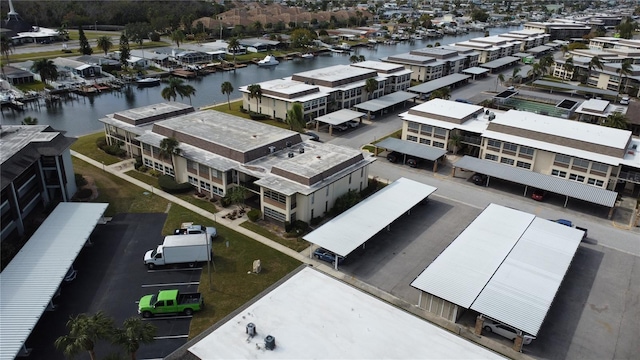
[313,248,344,265]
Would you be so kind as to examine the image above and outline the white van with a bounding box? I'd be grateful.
[620,96,630,105]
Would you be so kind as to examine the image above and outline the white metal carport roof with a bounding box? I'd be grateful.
[0,202,108,360]
[304,177,436,257]
[376,137,447,161]
[314,109,365,125]
[453,156,618,207]
[353,91,417,112]
[408,73,471,94]
[411,203,584,336]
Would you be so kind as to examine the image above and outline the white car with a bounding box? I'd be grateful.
[346,120,360,128]
[333,124,349,131]
[620,96,630,105]
[483,320,535,345]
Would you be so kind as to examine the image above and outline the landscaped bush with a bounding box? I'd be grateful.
[220,196,232,207]
[148,169,161,177]
[239,105,247,113]
[75,188,93,200]
[247,209,261,222]
[158,175,193,193]
[330,190,361,216]
[75,173,87,187]
[96,136,126,157]
[284,221,292,232]
[310,216,323,226]
[96,136,107,149]
[134,156,143,170]
[249,112,270,120]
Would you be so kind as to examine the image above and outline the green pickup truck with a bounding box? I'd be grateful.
[138,289,203,318]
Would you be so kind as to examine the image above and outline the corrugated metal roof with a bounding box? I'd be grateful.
[407,74,471,94]
[353,91,417,112]
[533,80,618,96]
[315,109,365,125]
[303,178,436,257]
[411,204,533,308]
[0,203,108,360]
[376,138,447,161]
[453,156,618,207]
[480,56,521,69]
[471,217,583,336]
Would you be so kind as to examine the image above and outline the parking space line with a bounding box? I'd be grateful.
[142,315,193,321]
[147,267,202,273]
[141,282,200,288]
[154,335,189,340]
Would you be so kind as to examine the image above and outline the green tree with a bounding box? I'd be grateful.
[616,59,633,94]
[602,112,629,129]
[286,102,305,132]
[251,21,263,35]
[159,137,181,174]
[111,317,156,360]
[96,36,113,56]
[1,35,12,69]
[119,34,131,69]
[471,9,490,22]
[221,81,234,109]
[161,77,196,104]
[349,55,360,63]
[496,73,505,91]
[510,67,521,84]
[31,58,59,84]
[290,28,317,49]
[588,56,604,79]
[247,84,262,112]
[22,116,38,125]
[228,186,247,210]
[364,78,378,100]
[124,22,150,49]
[227,37,241,72]
[54,312,115,360]
[562,57,574,80]
[430,87,451,100]
[358,55,365,62]
[57,23,69,42]
[171,30,185,48]
[78,25,93,55]
[616,18,636,39]
[448,133,462,154]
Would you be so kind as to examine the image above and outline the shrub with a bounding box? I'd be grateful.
[292,220,309,232]
[148,169,161,177]
[284,221,292,232]
[138,165,148,173]
[220,196,232,207]
[75,188,93,199]
[149,32,161,41]
[330,190,361,216]
[96,136,107,149]
[75,173,87,187]
[310,216,323,226]
[158,175,193,193]
[249,112,270,120]
[239,105,247,113]
[134,156,143,170]
[247,209,262,222]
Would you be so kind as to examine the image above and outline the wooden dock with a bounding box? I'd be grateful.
[171,69,198,78]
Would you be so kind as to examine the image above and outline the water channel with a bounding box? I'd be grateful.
[0,27,521,136]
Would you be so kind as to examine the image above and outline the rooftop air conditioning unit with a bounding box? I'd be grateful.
[265,335,276,350]
[299,148,305,154]
[268,146,276,153]
[246,323,256,337]
[288,152,294,158]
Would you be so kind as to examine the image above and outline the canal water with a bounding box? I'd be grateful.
[0,27,521,136]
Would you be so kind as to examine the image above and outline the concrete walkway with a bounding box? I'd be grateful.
[71,151,533,359]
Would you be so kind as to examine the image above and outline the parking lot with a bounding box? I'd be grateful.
[26,213,204,360]
[335,160,640,359]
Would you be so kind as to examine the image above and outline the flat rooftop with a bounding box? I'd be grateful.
[110,102,194,125]
[291,64,376,84]
[185,267,504,360]
[350,60,405,73]
[407,98,483,122]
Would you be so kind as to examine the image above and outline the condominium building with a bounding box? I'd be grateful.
[523,20,593,40]
[0,125,77,241]
[239,62,410,122]
[382,46,479,82]
[100,103,375,224]
[399,99,640,194]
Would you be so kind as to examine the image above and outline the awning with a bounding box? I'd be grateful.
[376,138,447,161]
[354,91,417,112]
[315,109,365,125]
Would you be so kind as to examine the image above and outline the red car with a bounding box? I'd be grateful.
[532,189,546,201]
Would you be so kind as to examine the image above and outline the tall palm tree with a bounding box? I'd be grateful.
[1,36,12,69]
[55,312,115,360]
[364,78,378,100]
[171,30,185,48]
[510,67,521,85]
[227,37,241,72]
[528,63,543,80]
[496,73,505,91]
[221,81,234,109]
[96,36,113,56]
[286,102,305,132]
[603,112,629,129]
[161,77,196,104]
[111,317,156,360]
[562,57,574,81]
[31,58,59,84]
[159,137,181,174]
[616,59,633,95]
[539,54,555,76]
[349,55,359,63]
[247,84,262,112]
[429,87,451,100]
[448,133,462,154]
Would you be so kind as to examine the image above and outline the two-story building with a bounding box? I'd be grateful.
[382,46,479,82]
[100,103,376,224]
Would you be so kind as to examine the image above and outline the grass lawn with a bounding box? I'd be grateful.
[70,132,122,165]
[73,157,301,338]
[240,221,310,252]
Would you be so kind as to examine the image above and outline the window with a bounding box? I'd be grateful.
[264,190,286,204]
[519,146,534,158]
[311,193,315,204]
[569,173,585,182]
[572,158,589,171]
[433,128,446,139]
[551,169,567,178]
[188,176,198,185]
[591,162,609,174]
[516,161,531,169]
[349,174,352,184]
[433,141,445,148]
[407,135,418,142]
[419,138,431,145]
[500,157,514,165]
[554,154,571,167]
[485,153,498,161]
[263,207,286,222]
[420,125,433,136]
[326,186,329,196]
[588,178,604,187]
[407,121,419,133]
[502,142,517,154]
[487,139,501,150]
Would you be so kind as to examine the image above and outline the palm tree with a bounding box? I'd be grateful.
[31,58,59,84]
[227,37,241,72]
[111,317,156,360]
[54,312,115,360]
[364,78,378,100]
[539,54,555,76]
[358,55,366,62]
[429,87,451,100]
[1,35,12,69]
[562,57,574,81]
[161,77,196,104]
[159,137,181,174]
[221,81,234,109]
[616,59,633,95]
[286,102,305,132]
[528,63,543,80]
[496,73,505,91]
[603,112,629,129]
[96,36,113,56]
[171,30,185,48]
[247,84,262,112]
[588,56,604,82]
[22,116,38,125]
[448,133,462,154]
[560,45,568,58]
[349,55,360,63]
[510,67,521,85]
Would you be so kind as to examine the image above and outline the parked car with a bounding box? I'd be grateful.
[313,247,344,265]
[406,157,420,168]
[507,86,515,91]
[455,98,473,104]
[306,132,321,142]
[387,151,402,163]
[346,120,360,128]
[333,124,349,131]
[531,188,546,201]
[483,320,535,345]
[620,96,630,105]
[551,219,588,240]
[472,173,487,186]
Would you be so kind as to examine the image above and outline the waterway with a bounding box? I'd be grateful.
[0,27,521,136]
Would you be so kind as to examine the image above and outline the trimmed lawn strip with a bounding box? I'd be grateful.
[240,221,310,252]
[70,131,122,165]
